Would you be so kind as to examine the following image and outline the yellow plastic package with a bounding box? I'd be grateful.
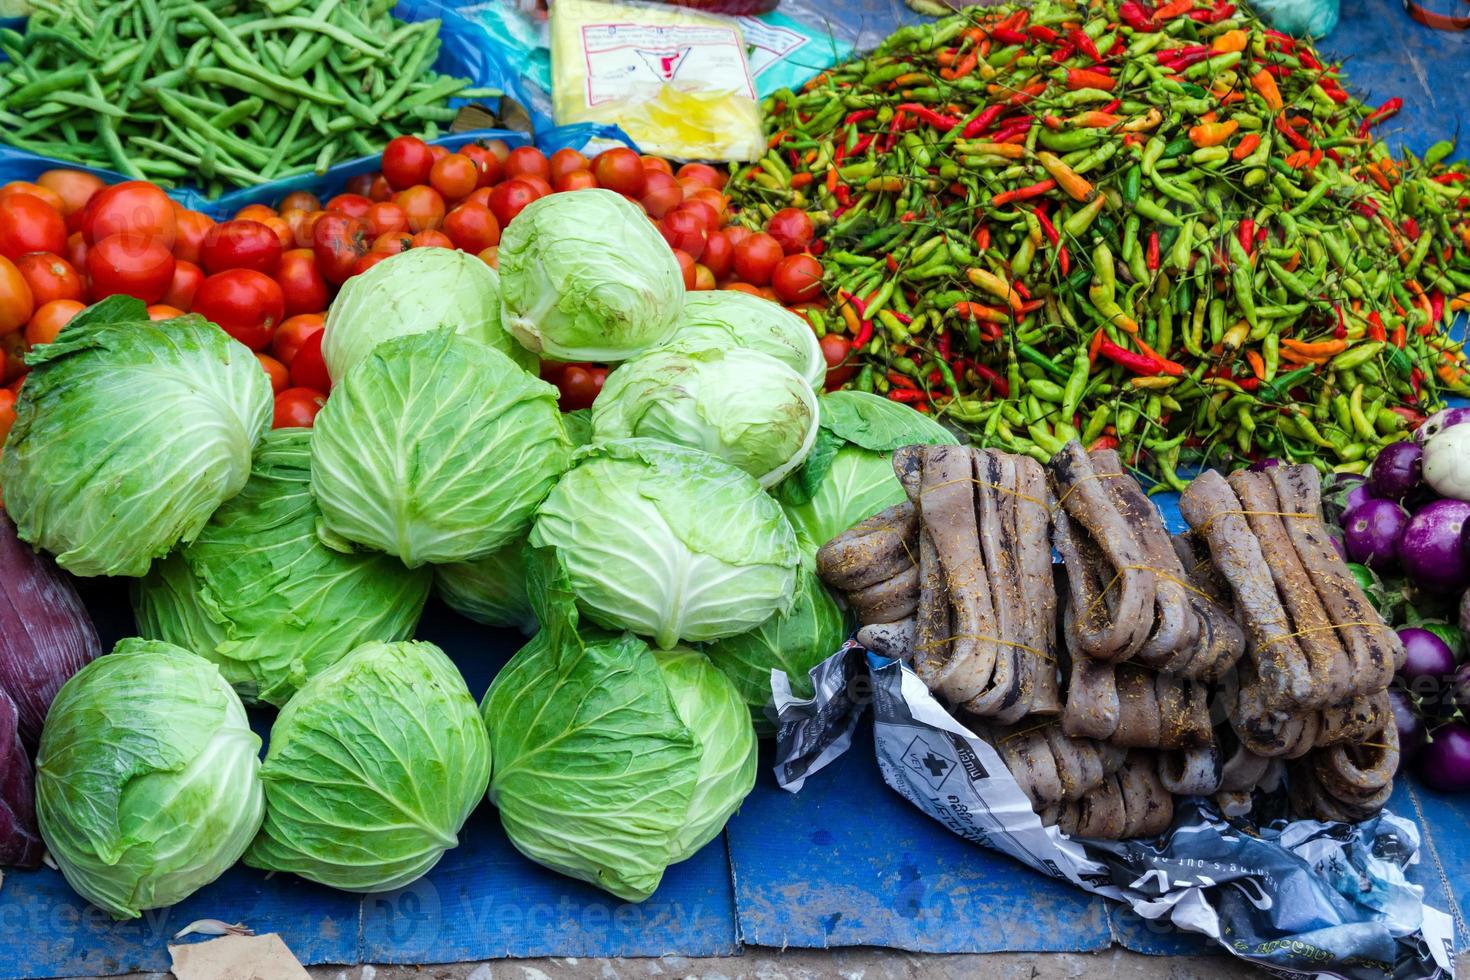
[550,0,765,161]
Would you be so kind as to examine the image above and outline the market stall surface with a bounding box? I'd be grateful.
[5,0,1470,977]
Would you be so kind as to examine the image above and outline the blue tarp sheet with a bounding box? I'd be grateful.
[3,0,1470,974]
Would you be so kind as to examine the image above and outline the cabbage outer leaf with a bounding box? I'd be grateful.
[35,639,263,919]
[659,291,825,389]
[434,533,536,633]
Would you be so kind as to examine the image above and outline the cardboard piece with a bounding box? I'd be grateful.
[169,934,311,980]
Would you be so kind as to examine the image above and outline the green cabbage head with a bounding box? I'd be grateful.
[776,390,959,556]
[498,189,683,362]
[322,248,534,381]
[435,533,537,633]
[0,296,271,577]
[483,552,755,902]
[245,640,491,892]
[311,329,573,567]
[132,428,432,706]
[35,639,264,919]
[530,439,801,648]
[660,290,825,388]
[704,566,851,734]
[592,347,820,488]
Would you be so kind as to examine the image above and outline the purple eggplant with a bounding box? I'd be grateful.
[1368,441,1423,501]
[0,688,42,868]
[1414,407,1470,444]
[1416,722,1470,793]
[1399,627,1457,681]
[1248,458,1283,472]
[1388,688,1426,766]
[1341,498,1410,573]
[1400,499,1470,593]
[1324,473,1371,526]
[0,510,100,746]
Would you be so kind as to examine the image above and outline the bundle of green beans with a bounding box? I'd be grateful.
[0,0,500,194]
[729,0,1470,485]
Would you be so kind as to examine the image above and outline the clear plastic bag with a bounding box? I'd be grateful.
[1249,0,1340,37]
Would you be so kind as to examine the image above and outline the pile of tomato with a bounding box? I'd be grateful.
[0,136,831,444]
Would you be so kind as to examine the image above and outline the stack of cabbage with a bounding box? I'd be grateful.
[0,188,955,917]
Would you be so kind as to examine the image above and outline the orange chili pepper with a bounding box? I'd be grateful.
[1153,0,1194,19]
[1211,29,1248,52]
[1284,149,1311,169]
[1188,119,1239,148]
[1232,133,1262,160]
[1037,152,1094,202]
[1245,350,1267,380]
[1251,70,1283,111]
[1088,329,1104,368]
[1071,111,1122,128]
[1281,338,1348,357]
[790,172,813,188]
[952,51,979,78]
[935,48,959,67]
[826,167,839,194]
[1284,250,1302,272]
[1066,68,1116,91]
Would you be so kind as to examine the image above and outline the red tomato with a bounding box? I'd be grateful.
[162,259,205,310]
[672,249,696,290]
[0,332,26,383]
[591,148,647,197]
[553,169,598,193]
[372,232,414,255]
[460,144,502,188]
[289,328,330,391]
[659,209,707,260]
[488,179,540,227]
[84,182,176,247]
[173,210,215,265]
[427,145,450,165]
[464,187,493,209]
[25,298,84,346]
[345,173,376,198]
[443,203,501,253]
[88,234,175,303]
[257,352,290,393]
[271,313,324,366]
[557,365,607,411]
[723,281,764,296]
[503,147,551,183]
[732,233,783,286]
[410,230,454,249]
[276,248,330,316]
[286,210,323,250]
[482,139,512,162]
[234,204,276,223]
[64,231,87,273]
[1,182,65,214]
[0,257,35,335]
[351,252,394,276]
[0,195,67,260]
[36,170,104,219]
[477,246,498,269]
[368,175,392,202]
[548,148,590,185]
[0,389,14,444]
[771,253,823,304]
[324,193,373,220]
[640,171,683,219]
[687,187,728,221]
[676,163,725,190]
[394,186,446,233]
[381,136,435,190]
[700,231,733,280]
[14,253,82,306]
[641,155,673,175]
[200,220,283,275]
[259,216,295,252]
[146,304,185,321]
[272,387,326,428]
[278,191,321,214]
[821,334,854,386]
[192,269,285,350]
[311,214,369,286]
[430,153,480,202]
[364,202,409,237]
[767,208,815,255]
[692,263,716,291]
[671,199,719,235]
[723,225,753,249]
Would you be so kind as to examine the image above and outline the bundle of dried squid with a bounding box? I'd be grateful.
[1288,719,1400,823]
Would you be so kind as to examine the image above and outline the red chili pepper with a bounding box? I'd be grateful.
[887,387,927,403]
[1146,231,1160,271]
[1118,1,1157,31]
[1357,97,1402,138]
[975,225,991,250]
[1236,375,1260,391]
[1402,216,1421,240]
[1050,40,1078,63]
[1028,25,1059,42]
[849,134,875,156]
[962,105,1005,139]
[887,371,918,390]
[1318,80,1349,104]
[990,27,1029,45]
[971,362,1010,398]
[1297,49,1322,70]
[1430,173,1468,184]
[1324,148,1343,166]
[843,109,877,125]
[1033,206,1060,246]
[1099,339,1169,375]
[1431,290,1446,325]
[1013,282,1032,300]
[992,179,1056,207]
[1068,29,1102,62]
[1263,29,1296,48]
[1186,1,1235,22]
[895,102,962,131]
[1238,219,1254,257]
[834,184,851,207]
[1273,114,1311,151]
[1333,304,1348,340]
[1018,298,1044,314]
[1392,324,1407,349]
[810,239,825,256]
[1006,83,1047,108]
[1410,368,1423,396]
[1058,244,1070,275]
[937,330,951,359]
[1367,310,1387,343]
[1100,98,1122,114]
[1088,435,1120,452]
[852,318,873,348]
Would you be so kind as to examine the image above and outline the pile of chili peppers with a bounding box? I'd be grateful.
[731,0,1470,487]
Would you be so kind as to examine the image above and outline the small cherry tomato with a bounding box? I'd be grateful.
[553,168,598,193]
[83,181,176,247]
[518,175,553,198]
[410,229,454,249]
[36,170,104,219]
[25,298,84,346]
[488,179,540,227]
[365,202,409,237]
[200,219,283,275]
[640,155,673,175]
[234,203,277,223]
[771,253,823,304]
[394,186,446,233]
[162,259,205,310]
[367,175,392,202]
[278,191,321,214]
[64,231,87,274]
[324,193,373,220]
[192,269,284,350]
[272,387,326,428]
[146,304,185,321]
[672,249,697,290]
[460,144,502,188]
[276,248,330,316]
[287,210,324,250]
[88,233,175,303]
[382,136,435,190]
[259,216,295,252]
[257,352,290,393]
[548,148,590,185]
[767,208,815,255]
[1,181,65,214]
[311,214,370,285]
[345,173,376,198]
[687,186,728,220]
[700,231,733,280]
[732,232,783,286]
[443,202,501,253]
[640,171,683,219]
[430,153,480,202]
[504,146,552,183]
[351,252,394,277]
[557,364,607,411]
[0,194,67,260]
[676,163,725,190]
[0,255,34,335]
[271,313,324,366]
[592,147,647,197]
[821,334,855,386]
[671,199,719,235]
[692,264,716,291]
[289,328,330,391]
[0,333,25,383]
[14,253,83,306]
[539,360,567,384]
[173,210,215,265]
[660,209,707,260]
[373,231,415,255]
